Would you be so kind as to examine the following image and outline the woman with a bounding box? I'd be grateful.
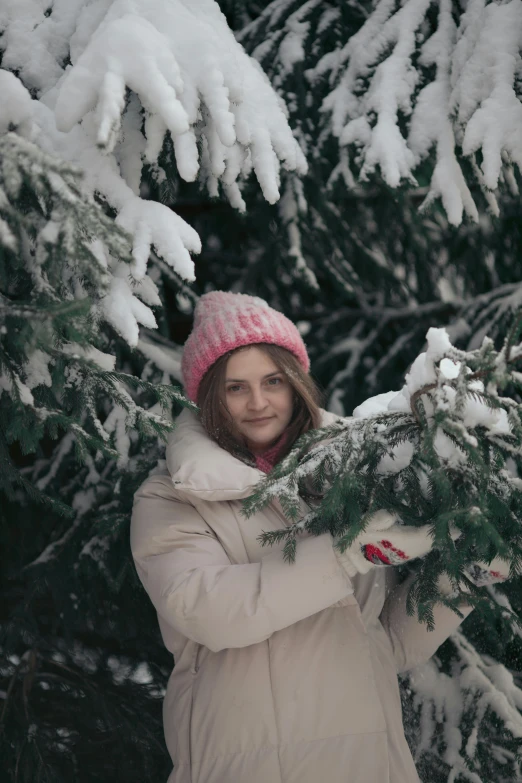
[131,291,500,783]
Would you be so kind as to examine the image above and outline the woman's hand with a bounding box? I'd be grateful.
[463,556,510,586]
[333,510,435,578]
[438,555,511,597]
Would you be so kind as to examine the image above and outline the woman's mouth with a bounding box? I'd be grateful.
[245,416,274,426]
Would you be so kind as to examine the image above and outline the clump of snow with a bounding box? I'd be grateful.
[0,371,35,406]
[0,70,34,138]
[353,325,513,470]
[61,343,117,372]
[353,390,398,418]
[100,266,158,347]
[409,630,522,776]
[377,440,416,475]
[24,350,53,389]
[137,336,183,383]
[456,0,522,191]
[115,197,200,282]
[54,0,307,205]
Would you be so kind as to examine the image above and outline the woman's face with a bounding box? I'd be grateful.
[225,346,294,455]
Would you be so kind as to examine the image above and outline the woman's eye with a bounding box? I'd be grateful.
[267,377,282,386]
[227,385,243,393]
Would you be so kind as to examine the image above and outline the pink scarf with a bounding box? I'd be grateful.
[254,431,288,474]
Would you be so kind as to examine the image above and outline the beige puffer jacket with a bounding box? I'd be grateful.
[131,408,472,783]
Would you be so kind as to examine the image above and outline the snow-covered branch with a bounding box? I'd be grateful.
[243,0,522,225]
[408,631,522,780]
[243,316,522,621]
[54,0,307,205]
[0,0,307,348]
[325,0,522,223]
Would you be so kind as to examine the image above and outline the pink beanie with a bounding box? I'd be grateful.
[181,291,310,403]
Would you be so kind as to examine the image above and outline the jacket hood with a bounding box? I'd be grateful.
[165,407,341,501]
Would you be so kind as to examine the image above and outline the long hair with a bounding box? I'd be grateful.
[197,343,323,465]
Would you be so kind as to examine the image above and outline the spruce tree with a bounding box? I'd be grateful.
[231,3,522,780]
[1,2,304,780]
[3,2,522,782]
[0,118,193,781]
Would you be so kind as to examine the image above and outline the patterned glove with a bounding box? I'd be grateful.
[333,510,435,578]
[463,556,510,587]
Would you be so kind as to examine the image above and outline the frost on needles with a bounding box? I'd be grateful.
[243,314,522,627]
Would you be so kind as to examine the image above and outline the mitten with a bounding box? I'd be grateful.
[333,510,435,579]
[437,556,510,599]
[463,556,510,587]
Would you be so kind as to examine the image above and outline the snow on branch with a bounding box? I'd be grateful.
[243,312,522,622]
[54,0,307,205]
[0,0,307,350]
[0,70,34,139]
[408,631,522,779]
[324,0,522,224]
[243,0,522,225]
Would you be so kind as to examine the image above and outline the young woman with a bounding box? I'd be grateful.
[131,291,503,783]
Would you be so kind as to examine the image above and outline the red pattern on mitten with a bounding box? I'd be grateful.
[333,511,435,578]
[362,540,409,566]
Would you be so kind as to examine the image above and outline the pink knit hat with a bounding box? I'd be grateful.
[181,291,310,403]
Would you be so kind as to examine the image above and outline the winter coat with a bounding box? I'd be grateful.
[130,407,472,783]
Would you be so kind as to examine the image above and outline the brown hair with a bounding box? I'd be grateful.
[197,343,323,465]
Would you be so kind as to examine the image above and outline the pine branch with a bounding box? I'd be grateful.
[243,312,522,624]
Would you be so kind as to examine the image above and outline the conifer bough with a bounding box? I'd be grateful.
[243,313,522,625]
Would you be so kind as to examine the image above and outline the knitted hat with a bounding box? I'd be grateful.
[181,291,310,403]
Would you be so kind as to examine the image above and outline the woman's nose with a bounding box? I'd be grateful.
[247,386,268,409]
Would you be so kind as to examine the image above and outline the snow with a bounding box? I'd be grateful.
[408,0,478,225]
[318,0,522,223]
[409,630,522,777]
[353,390,398,418]
[459,0,522,189]
[101,269,157,347]
[0,70,34,139]
[1,0,306,352]
[377,440,416,475]
[54,0,307,204]
[55,13,189,146]
[0,371,35,406]
[103,403,131,467]
[0,0,85,93]
[440,358,461,380]
[24,350,53,389]
[61,343,117,372]
[137,336,183,383]
[279,19,308,75]
[115,197,200,282]
[352,324,514,472]
[279,178,318,289]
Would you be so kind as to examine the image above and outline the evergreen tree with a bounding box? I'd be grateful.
[231,3,522,780]
[2,2,522,782]
[0,90,193,780]
[0,2,303,780]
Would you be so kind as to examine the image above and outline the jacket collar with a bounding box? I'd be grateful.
[166,407,341,501]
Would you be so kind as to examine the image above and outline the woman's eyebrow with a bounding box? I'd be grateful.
[225,371,281,382]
